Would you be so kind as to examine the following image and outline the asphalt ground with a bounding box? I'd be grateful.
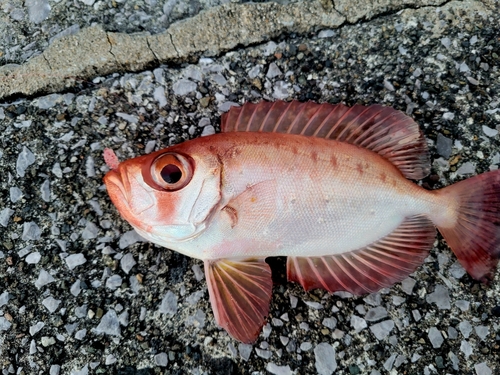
[0,1,499,374]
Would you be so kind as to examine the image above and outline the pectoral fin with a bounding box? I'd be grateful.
[204,258,272,343]
[287,215,436,295]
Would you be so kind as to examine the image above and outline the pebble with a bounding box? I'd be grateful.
[304,301,323,310]
[300,342,312,351]
[267,63,282,79]
[266,363,293,375]
[29,321,45,336]
[256,348,272,359]
[474,325,489,341]
[94,310,121,336]
[369,320,394,340]
[35,269,55,289]
[322,317,337,329]
[238,343,252,361]
[81,222,99,239]
[116,112,138,124]
[191,264,204,281]
[154,87,167,108]
[365,307,388,322]
[120,253,136,274]
[248,65,261,79]
[455,300,470,312]
[428,327,444,348]
[10,186,23,203]
[119,230,144,249]
[201,125,216,136]
[442,112,455,120]
[16,146,35,177]
[426,284,451,309]
[460,340,473,358]
[26,0,51,24]
[75,329,87,340]
[154,352,168,367]
[42,296,61,313]
[186,309,205,328]
[106,274,122,290]
[436,133,452,159]
[350,315,367,333]
[0,208,15,227]
[159,291,177,316]
[318,29,336,38]
[482,125,498,138]
[459,320,473,338]
[314,342,336,375]
[0,291,9,307]
[65,254,87,270]
[22,221,42,241]
[172,79,197,96]
[0,317,12,331]
[474,362,492,375]
[25,251,41,264]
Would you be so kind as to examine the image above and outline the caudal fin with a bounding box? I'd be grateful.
[437,170,500,283]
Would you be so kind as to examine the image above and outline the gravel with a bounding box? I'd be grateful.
[1,0,499,374]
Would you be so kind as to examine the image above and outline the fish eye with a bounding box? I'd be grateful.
[150,153,193,191]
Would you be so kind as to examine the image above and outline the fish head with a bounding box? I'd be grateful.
[103,146,222,244]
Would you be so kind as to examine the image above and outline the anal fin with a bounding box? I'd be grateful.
[287,215,436,295]
[205,258,272,343]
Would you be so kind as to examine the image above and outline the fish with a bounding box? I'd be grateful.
[103,100,500,343]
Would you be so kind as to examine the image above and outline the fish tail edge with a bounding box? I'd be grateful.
[436,169,500,283]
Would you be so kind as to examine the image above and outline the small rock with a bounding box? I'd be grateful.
[94,310,121,336]
[369,320,394,340]
[365,307,388,322]
[120,253,136,274]
[154,352,168,367]
[428,327,444,348]
[436,133,452,159]
[159,291,177,316]
[238,343,252,361]
[172,79,197,96]
[482,125,498,138]
[474,362,492,375]
[426,285,451,309]
[266,363,293,375]
[314,342,337,375]
[42,296,61,313]
[65,254,86,270]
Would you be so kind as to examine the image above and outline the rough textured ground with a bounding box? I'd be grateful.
[1,0,499,374]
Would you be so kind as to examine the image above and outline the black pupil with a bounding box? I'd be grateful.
[160,164,182,184]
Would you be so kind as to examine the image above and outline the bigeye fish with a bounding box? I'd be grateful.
[103,101,500,343]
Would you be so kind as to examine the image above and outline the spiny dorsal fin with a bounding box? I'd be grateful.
[287,215,436,296]
[221,101,430,180]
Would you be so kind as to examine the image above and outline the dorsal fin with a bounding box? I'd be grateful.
[221,101,430,180]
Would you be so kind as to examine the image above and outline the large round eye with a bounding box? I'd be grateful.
[150,153,193,191]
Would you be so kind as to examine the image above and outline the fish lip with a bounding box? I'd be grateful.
[104,168,131,206]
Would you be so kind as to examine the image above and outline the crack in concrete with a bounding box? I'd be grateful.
[167,32,180,58]
[145,36,160,64]
[41,52,52,71]
[105,33,119,66]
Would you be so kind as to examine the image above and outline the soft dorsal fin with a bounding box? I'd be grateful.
[221,101,430,180]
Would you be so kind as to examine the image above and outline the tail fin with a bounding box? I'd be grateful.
[437,170,500,283]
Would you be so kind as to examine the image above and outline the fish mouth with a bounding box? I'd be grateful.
[103,169,131,208]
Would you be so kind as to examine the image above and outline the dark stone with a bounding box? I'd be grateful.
[492,305,500,317]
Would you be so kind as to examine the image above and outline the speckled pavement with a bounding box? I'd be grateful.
[0,0,499,374]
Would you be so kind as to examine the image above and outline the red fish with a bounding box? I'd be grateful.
[103,101,500,343]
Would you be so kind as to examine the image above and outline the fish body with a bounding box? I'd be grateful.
[104,101,500,343]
